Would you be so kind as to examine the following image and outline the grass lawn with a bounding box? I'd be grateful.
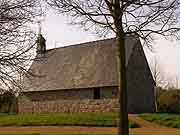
[139,113,180,128]
[0,113,138,128]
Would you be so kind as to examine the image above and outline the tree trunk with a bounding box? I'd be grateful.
[7,102,12,113]
[105,0,128,134]
[116,35,129,135]
[113,10,129,135]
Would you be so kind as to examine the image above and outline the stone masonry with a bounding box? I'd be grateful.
[18,87,119,113]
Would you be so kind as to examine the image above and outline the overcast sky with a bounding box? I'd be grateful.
[40,10,180,88]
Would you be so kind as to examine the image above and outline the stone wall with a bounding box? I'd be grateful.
[18,76,155,114]
[18,87,119,114]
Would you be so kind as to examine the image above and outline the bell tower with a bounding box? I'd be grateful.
[36,21,46,54]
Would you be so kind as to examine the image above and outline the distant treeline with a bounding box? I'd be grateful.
[0,91,17,113]
[156,87,180,113]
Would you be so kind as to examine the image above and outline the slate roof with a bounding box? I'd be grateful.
[23,36,141,92]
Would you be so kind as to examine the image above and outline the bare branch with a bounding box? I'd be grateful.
[0,0,43,92]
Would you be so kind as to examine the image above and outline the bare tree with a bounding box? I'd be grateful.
[150,57,167,87]
[47,0,180,135]
[150,57,167,111]
[165,76,179,89]
[150,57,180,89]
[0,0,42,92]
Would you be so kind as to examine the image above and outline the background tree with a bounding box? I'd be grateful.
[150,57,165,111]
[0,0,42,91]
[150,57,180,111]
[150,57,179,89]
[47,0,180,135]
[1,91,16,113]
[150,57,167,87]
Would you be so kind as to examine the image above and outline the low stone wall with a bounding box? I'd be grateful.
[18,95,119,113]
[18,83,155,113]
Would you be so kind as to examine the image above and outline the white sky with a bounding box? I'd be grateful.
[41,11,180,88]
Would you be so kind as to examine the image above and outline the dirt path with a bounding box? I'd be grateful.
[1,126,180,135]
[128,114,164,128]
[0,126,116,134]
[0,115,180,135]
[129,114,180,135]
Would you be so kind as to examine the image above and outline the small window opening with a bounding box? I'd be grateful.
[93,88,100,99]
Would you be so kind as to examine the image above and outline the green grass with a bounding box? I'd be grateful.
[0,113,138,128]
[139,113,180,128]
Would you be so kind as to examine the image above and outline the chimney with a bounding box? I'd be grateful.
[36,34,46,54]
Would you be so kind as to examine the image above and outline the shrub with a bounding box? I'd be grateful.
[0,91,17,113]
[156,88,180,113]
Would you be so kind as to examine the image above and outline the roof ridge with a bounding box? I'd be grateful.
[46,37,115,52]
